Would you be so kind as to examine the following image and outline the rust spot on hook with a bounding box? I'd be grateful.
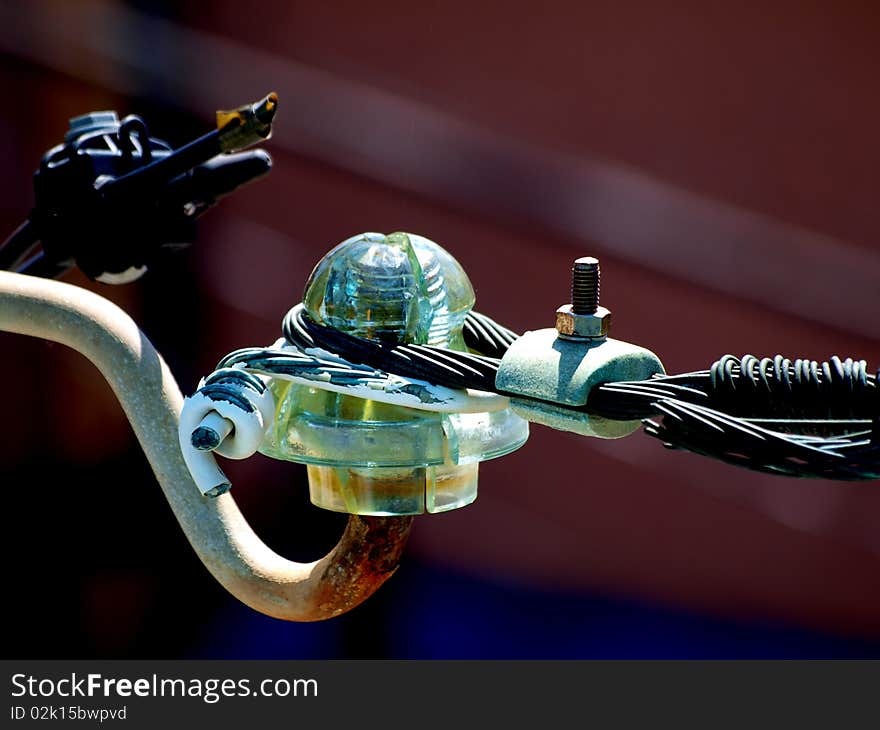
[312,515,414,620]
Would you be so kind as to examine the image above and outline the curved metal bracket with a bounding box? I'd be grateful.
[0,271,412,621]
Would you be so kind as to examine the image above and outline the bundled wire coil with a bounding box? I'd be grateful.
[592,355,880,480]
[280,306,880,480]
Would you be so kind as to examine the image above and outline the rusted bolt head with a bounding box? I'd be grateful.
[555,304,611,339]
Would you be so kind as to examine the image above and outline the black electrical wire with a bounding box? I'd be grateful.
[641,398,880,480]
[277,304,879,480]
[589,355,877,423]
[462,310,519,358]
[590,354,880,480]
[197,367,269,414]
[217,345,391,387]
[281,304,502,391]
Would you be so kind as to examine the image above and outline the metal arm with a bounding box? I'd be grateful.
[0,270,412,621]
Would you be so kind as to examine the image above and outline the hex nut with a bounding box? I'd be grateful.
[555,304,611,339]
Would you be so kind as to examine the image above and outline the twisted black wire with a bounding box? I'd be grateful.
[591,354,880,480]
[236,301,880,480]
[197,367,269,413]
[590,354,877,424]
[281,304,502,391]
[216,345,389,387]
[462,310,519,358]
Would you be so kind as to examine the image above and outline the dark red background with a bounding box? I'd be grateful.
[2,1,879,657]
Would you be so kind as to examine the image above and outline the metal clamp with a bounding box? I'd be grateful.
[496,256,664,437]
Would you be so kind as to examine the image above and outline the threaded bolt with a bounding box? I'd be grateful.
[571,257,600,314]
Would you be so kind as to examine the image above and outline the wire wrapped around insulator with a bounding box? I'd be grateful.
[279,298,880,481]
[217,345,387,386]
[208,338,513,414]
[281,304,502,392]
[178,367,276,497]
[195,367,270,417]
[462,310,519,358]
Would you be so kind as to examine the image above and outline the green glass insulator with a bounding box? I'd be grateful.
[259,231,528,515]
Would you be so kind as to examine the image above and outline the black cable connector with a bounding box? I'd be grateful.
[0,94,277,283]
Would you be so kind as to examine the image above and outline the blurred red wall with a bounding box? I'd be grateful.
[2,0,880,655]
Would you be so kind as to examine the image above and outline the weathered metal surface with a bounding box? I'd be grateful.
[0,270,412,621]
[499,252,663,437]
[312,515,413,620]
[497,328,665,407]
[555,257,610,339]
[555,304,612,339]
[508,397,642,439]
